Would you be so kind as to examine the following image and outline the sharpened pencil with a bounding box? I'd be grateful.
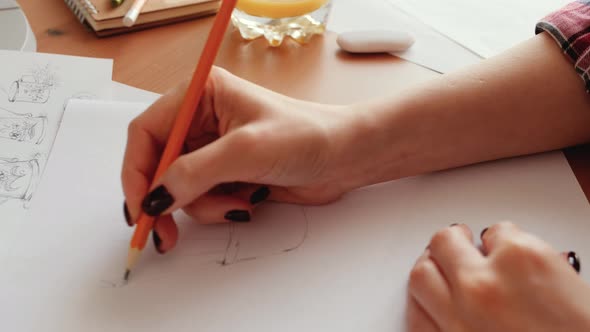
[124,0,238,282]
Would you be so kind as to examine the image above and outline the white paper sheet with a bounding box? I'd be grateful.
[2,99,590,331]
[0,51,112,252]
[111,81,161,104]
[388,0,570,58]
[328,0,482,73]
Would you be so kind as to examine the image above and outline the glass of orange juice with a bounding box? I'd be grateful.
[232,0,332,46]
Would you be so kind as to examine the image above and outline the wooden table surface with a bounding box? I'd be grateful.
[17,0,590,202]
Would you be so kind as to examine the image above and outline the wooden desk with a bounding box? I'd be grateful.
[17,0,590,201]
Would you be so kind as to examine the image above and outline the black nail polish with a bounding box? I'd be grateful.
[250,186,270,205]
[152,230,165,254]
[142,185,175,216]
[225,210,251,222]
[480,227,489,238]
[123,202,132,227]
[568,251,581,273]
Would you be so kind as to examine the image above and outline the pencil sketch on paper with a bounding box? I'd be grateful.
[170,204,310,267]
[219,205,310,266]
[0,107,47,144]
[0,155,42,208]
[100,205,310,287]
[7,64,59,104]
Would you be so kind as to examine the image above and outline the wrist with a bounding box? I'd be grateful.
[324,100,405,191]
[325,93,463,191]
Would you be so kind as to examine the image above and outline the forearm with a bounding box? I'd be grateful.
[337,32,590,190]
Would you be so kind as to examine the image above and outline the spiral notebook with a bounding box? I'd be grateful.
[64,0,220,36]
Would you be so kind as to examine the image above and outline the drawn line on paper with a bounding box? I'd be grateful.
[7,64,59,104]
[101,206,310,287]
[0,154,42,208]
[0,107,47,144]
[99,279,128,289]
[219,206,309,266]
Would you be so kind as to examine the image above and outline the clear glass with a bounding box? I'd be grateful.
[231,0,332,46]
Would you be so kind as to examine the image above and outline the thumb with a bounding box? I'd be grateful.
[140,132,259,216]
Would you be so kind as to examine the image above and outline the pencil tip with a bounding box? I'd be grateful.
[124,269,131,282]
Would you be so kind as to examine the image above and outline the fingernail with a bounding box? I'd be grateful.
[250,186,270,205]
[480,227,489,238]
[123,201,132,227]
[142,185,175,217]
[152,230,166,254]
[568,251,581,273]
[225,210,251,222]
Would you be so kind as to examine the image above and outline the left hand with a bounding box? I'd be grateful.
[406,222,590,332]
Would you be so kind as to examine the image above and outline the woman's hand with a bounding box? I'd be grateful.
[121,67,366,253]
[407,222,590,332]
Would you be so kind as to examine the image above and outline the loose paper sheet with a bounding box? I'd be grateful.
[328,0,482,73]
[387,0,570,58]
[0,51,112,252]
[2,100,590,331]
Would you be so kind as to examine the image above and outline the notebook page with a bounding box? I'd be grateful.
[1,99,590,331]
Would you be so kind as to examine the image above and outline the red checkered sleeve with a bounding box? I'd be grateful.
[536,1,590,91]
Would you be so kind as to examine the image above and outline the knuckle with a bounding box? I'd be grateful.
[497,237,553,272]
[233,127,263,149]
[504,238,539,258]
[127,117,142,137]
[209,65,229,80]
[408,260,433,290]
[496,220,517,231]
[487,220,516,235]
[169,156,196,181]
[459,272,502,308]
[429,228,455,250]
[120,166,134,189]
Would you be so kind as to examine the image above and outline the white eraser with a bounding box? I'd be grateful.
[337,30,415,54]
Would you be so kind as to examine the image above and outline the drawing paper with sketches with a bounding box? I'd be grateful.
[0,50,112,251]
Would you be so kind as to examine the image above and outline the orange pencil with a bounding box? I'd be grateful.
[124,0,238,281]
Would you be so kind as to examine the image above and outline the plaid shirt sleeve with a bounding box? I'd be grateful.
[536,1,590,90]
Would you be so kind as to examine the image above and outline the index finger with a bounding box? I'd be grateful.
[121,84,188,220]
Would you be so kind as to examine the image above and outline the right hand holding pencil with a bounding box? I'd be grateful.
[121,67,366,252]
